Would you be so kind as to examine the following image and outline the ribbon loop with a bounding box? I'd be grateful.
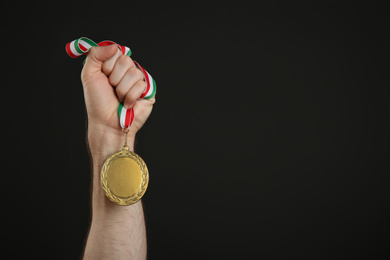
[66,37,131,57]
[65,37,156,129]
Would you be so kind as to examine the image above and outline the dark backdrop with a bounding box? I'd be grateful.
[2,1,389,259]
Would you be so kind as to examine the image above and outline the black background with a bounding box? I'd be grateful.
[2,1,389,259]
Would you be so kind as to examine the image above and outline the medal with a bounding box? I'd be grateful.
[101,129,149,206]
[66,37,156,206]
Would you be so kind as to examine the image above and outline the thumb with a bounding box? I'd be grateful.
[81,44,118,80]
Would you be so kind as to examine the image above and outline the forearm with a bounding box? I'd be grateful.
[83,127,147,259]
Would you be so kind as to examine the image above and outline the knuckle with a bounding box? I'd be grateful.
[117,55,132,67]
[135,69,144,80]
[128,67,144,81]
[126,81,145,103]
[116,87,127,99]
[108,76,117,87]
[127,91,138,101]
[124,92,137,107]
[136,80,147,92]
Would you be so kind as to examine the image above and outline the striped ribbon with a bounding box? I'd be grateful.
[117,103,134,129]
[65,37,156,129]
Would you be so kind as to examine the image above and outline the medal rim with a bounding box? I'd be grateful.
[101,149,149,206]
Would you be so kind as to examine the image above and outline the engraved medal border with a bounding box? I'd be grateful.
[101,149,149,206]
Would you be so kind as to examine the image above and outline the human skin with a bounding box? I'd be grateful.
[81,44,155,259]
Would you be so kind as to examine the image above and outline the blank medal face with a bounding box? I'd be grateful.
[106,157,142,197]
[101,150,149,206]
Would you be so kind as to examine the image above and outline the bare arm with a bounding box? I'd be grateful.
[80,45,154,259]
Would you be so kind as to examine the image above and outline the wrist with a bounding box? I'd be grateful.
[87,123,136,161]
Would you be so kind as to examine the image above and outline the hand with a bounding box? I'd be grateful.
[80,44,155,161]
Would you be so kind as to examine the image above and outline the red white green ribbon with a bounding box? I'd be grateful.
[134,61,156,100]
[66,37,132,57]
[117,103,134,129]
[65,37,156,129]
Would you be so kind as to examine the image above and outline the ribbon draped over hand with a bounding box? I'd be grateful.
[65,37,156,129]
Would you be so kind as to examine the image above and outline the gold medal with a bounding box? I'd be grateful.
[100,130,149,206]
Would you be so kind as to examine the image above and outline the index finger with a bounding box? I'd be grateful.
[101,47,124,76]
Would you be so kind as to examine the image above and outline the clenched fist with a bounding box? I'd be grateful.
[80,44,155,162]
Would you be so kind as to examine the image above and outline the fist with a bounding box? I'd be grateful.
[81,44,155,157]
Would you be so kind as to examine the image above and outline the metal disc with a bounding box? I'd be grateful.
[101,149,149,206]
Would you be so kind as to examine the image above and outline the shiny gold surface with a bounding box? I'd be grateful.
[101,149,149,206]
[106,157,142,197]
